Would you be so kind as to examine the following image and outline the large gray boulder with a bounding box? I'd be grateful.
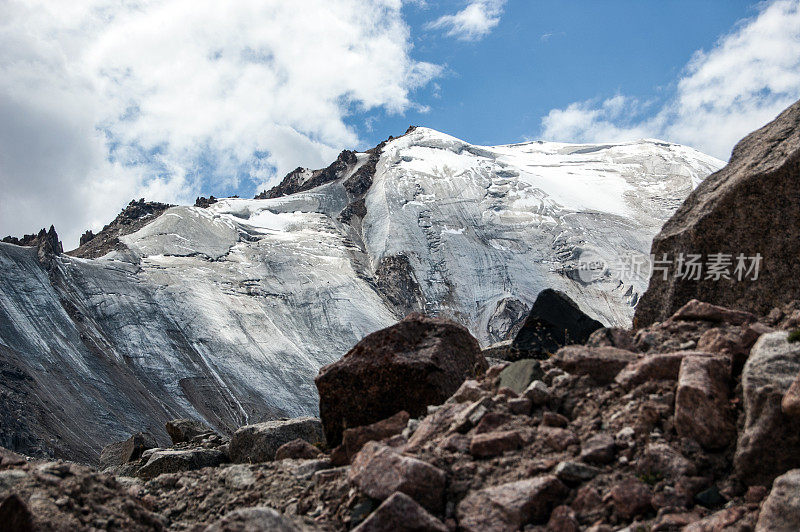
[204,507,300,532]
[136,448,225,479]
[635,98,800,326]
[756,469,800,532]
[735,332,800,485]
[99,432,157,469]
[229,417,324,463]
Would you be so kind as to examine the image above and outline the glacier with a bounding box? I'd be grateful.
[0,127,723,462]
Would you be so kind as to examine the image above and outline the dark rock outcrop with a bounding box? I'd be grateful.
[315,313,487,446]
[194,196,218,208]
[511,289,604,359]
[69,199,172,258]
[255,150,358,200]
[635,98,800,326]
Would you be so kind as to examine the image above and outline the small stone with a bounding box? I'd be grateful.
[609,479,653,519]
[448,380,488,403]
[353,492,447,532]
[470,430,522,458]
[551,345,639,384]
[450,397,491,433]
[438,433,471,453]
[614,352,696,390]
[539,426,579,452]
[203,506,300,531]
[637,443,696,479]
[542,412,569,428]
[496,387,518,399]
[474,412,512,434]
[456,475,568,531]
[694,485,725,509]
[675,355,735,450]
[745,485,768,504]
[165,418,215,444]
[341,411,409,463]
[349,442,446,512]
[100,432,157,469]
[485,363,510,381]
[230,417,324,463]
[523,380,551,405]
[507,397,532,415]
[547,505,580,532]
[274,439,322,460]
[497,359,544,394]
[554,461,600,485]
[580,433,615,464]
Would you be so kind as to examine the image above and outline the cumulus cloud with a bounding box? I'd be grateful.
[0,0,440,248]
[541,0,800,161]
[427,0,506,41]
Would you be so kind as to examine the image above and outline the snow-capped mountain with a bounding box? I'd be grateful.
[0,127,723,461]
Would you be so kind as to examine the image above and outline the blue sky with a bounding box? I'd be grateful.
[366,1,757,147]
[2,0,800,248]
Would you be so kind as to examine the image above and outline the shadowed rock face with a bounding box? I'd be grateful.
[315,314,487,446]
[511,289,605,359]
[635,98,800,326]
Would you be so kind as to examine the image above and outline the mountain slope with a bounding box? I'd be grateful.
[0,127,722,462]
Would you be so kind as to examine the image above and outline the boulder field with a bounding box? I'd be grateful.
[3,298,800,530]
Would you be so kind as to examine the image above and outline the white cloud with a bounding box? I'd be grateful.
[541,0,800,161]
[0,0,440,249]
[427,0,506,41]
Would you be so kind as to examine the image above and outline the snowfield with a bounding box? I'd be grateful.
[0,127,723,460]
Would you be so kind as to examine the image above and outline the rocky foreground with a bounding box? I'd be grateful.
[3,299,800,531]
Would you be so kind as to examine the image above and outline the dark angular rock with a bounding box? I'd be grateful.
[315,313,486,446]
[635,99,800,325]
[469,430,522,458]
[339,411,409,464]
[0,494,34,532]
[511,289,604,359]
[353,492,447,532]
[551,345,639,384]
[99,432,157,469]
[137,448,225,479]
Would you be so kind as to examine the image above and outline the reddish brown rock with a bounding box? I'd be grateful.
[675,355,735,449]
[507,397,532,415]
[586,327,636,351]
[781,371,800,417]
[551,346,639,384]
[635,99,800,325]
[469,430,522,458]
[456,475,568,531]
[539,426,579,452]
[547,505,580,532]
[349,442,446,512]
[474,412,512,434]
[668,300,756,326]
[609,479,653,519]
[615,352,705,390]
[274,439,322,461]
[684,506,751,532]
[438,433,471,453]
[637,443,696,479]
[448,380,488,403]
[542,412,569,428]
[579,433,616,465]
[316,314,486,446]
[340,411,409,463]
[353,492,447,532]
